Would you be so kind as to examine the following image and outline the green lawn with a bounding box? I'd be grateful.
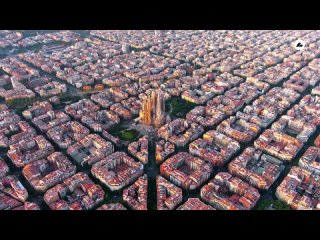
[255,199,291,210]
[119,130,138,141]
[108,124,140,142]
[166,97,197,118]
[118,129,140,141]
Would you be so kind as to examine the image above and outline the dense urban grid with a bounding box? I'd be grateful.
[0,30,320,210]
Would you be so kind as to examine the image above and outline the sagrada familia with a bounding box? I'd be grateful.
[139,89,166,128]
